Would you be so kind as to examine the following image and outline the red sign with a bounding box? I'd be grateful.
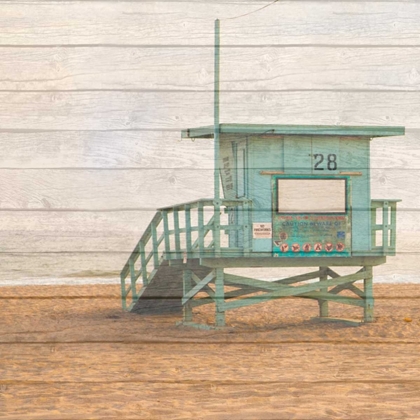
[336,242,345,252]
[314,243,323,252]
[303,243,311,252]
[280,243,289,252]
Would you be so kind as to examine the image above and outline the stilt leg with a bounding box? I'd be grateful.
[318,266,329,317]
[215,268,225,327]
[183,269,193,322]
[363,266,374,322]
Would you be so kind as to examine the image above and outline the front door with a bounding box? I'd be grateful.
[272,175,351,257]
[233,140,247,247]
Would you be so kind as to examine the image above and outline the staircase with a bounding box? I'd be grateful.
[120,198,252,314]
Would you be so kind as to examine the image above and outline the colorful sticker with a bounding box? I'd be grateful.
[253,223,272,239]
[303,243,311,252]
[280,243,289,252]
[337,231,346,239]
[336,242,345,252]
[291,243,300,253]
[314,243,323,252]
[325,242,333,252]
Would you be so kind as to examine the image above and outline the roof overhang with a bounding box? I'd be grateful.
[181,124,405,140]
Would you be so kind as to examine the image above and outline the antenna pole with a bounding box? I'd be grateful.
[213,19,221,255]
[214,19,220,200]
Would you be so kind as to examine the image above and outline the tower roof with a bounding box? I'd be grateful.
[181,124,405,139]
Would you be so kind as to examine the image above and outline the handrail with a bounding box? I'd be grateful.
[120,198,253,311]
[120,196,399,311]
[120,211,162,279]
[121,211,163,310]
[371,199,400,255]
[159,198,252,212]
[162,198,252,259]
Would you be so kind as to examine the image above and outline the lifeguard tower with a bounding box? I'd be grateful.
[120,123,404,328]
[120,21,405,328]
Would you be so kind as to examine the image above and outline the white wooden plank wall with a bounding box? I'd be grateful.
[0,0,419,283]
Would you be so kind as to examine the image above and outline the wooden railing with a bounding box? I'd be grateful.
[120,198,252,310]
[160,198,253,260]
[371,199,400,255]
[120,211,165,310]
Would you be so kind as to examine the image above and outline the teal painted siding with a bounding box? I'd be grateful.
[339,138,371,253]
[219,134,237,200]
[311,137,340,175]
[218,131,390,256]
[249,136,283,252]
[284,136,312,174]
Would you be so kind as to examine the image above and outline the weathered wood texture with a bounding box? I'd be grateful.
[0,2,419,418]
[0,1,418,281]
[0,91,418,129]
[0,2,419,46]
[0,130,414,170]
[1,210,419,252]
[1,284,420,418]
[0,47,419,91]
[0,168,417,210]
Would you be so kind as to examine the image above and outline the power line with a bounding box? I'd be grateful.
[223,0,280,21]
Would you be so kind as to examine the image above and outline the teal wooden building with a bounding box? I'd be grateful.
[120,123,404,328]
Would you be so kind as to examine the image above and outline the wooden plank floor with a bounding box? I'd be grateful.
[1,284,420,419]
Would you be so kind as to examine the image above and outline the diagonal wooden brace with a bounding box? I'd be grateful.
[182,270,215,305]
[326,268,340,278]
[273,269,325,286]
[191,271,216,300]
[347,284,364,298]
[224,273,279,291]
[330,282,364,297]
[329,268,365,295]
[299,291,364,307]
[223,270,369,311]
[224,270,325,291]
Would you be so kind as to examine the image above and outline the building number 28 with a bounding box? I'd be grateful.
[313,153,337,171]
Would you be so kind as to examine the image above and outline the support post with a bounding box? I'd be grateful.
[162,210,170,255]
[215,267,225,327]
[383,202,389,253]
[173,209,181,259]
[213,19,221,257]
[363,266,374,322]
[185,204,192,258]
[183,269,193,322]
[318,266,329,317]
[198,202,205,252]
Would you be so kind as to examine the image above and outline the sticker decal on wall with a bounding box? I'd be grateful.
[303,243,311,252]
[314,243,323,252]
[325,242,333,252]
[336,242,345,252]
[292,243,300,252]
[337,231,346,239]
[253,223,272,239]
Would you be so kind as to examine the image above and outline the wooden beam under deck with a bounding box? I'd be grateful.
[200,256,386,268]
[222,270,368,311]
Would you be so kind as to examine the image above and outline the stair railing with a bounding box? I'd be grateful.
[160,198,252,260]
[120,211,165,311]
[120,198,252,311]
